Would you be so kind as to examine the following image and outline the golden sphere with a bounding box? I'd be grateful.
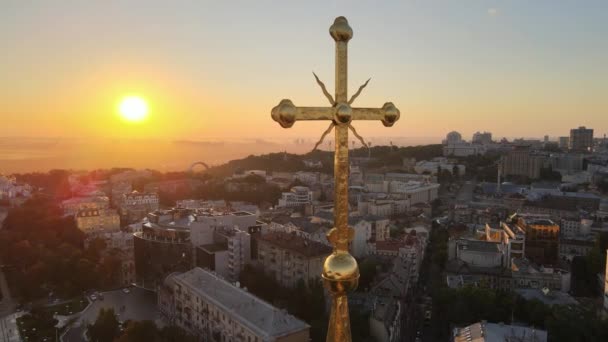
[271,99,296,128]
[329,16,353,42]
[322,252,359,294]
[334,103,352,124]
[381,102,400,127]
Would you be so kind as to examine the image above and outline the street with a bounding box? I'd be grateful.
[0,263,18,342]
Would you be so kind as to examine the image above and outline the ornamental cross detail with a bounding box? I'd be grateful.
[271,17,400,342]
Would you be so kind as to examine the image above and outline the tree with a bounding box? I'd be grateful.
[158,325,198,342]
[452,165,460,178]
[87,308,120,342]
[117,320,159,342]
[358,258,379,290]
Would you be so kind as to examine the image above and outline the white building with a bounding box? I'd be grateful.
[75,208,121,234]
[472,131,493,145]
[293,171,321,186]
[560,217,593,237]
[314,212,390,246]
[384,173,434,183]
[0,175,32,201]
[388,181,439,204]
[119,191,160,223]
[122,191,160,207]
[358,197,410,218]
[159,268,310,341]
[414,157,466,176]
[143,208,259,282]
[197,226,251,282]
[443,131,487,157]
[61,195,110,215]
[278,186,313,208]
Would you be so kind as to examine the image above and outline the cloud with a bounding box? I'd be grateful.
[487,8,499,16]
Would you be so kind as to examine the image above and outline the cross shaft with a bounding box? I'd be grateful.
[270,16,400,342]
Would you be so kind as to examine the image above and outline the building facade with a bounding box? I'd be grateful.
[569,126,593,152]
[75,208,120,234]
[120,191,160,223]
[516,216,560,265]
[501,146,545,180]
[62,195,110,216]
[159,268,310,342]
[256,231,331,288]
[277,186,313,208]
[134,222,193,288]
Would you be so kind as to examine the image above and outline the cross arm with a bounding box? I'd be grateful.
[271,99,333,128]
[272,99,400,128]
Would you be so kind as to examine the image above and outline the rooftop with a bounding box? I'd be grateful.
[313,211,386,225]
[285,217,329,234]
[256,231,332,257]
[198,243,228,253]
[457,239,502,254]
[515,288,578,306]
[454,321,548,342]
[168,268,309,338]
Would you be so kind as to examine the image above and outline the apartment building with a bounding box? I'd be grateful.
[256,231,331,288]
[277,186,313,208]
[119,190,160,223]
[159,268,310,342]
[61,195,110,215]
[75,208,120,234]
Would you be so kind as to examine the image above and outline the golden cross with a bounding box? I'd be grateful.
[271,16,400,342]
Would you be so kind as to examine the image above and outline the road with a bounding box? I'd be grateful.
[0,263,18,342]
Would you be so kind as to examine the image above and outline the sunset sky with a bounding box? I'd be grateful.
[2,1,607,142]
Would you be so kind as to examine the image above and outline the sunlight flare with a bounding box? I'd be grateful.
[118,96,149,122]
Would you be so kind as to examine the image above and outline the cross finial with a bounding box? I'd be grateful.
[270,16,400,342]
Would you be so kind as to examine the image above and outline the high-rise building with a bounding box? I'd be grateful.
[558,136,570,150]
[501,146,545,180]
[159,268,310,341]
[443,131,487,157]
[472,131,493,145]
[569,126,593,152]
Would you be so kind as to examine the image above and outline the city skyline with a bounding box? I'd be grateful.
[2,1,607,141]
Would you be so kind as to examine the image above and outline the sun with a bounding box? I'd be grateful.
[118,96,148,122]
